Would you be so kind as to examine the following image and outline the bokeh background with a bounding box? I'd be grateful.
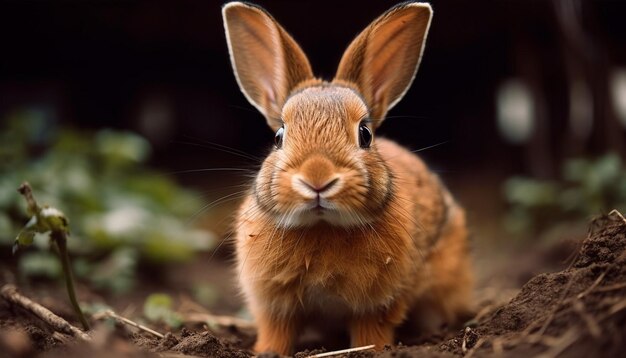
[1,0,626,318]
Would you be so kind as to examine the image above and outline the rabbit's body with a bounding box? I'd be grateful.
[223,2,473,354]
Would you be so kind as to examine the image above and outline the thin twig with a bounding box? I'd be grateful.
[177,294,256,331]
[0,284,91,341]
[157,354,203,358]
[577,271,607,299]
[572,300,601,339]
[464,337,486,358]
[534,328,580,358]
[593,282,626,293]
[93,310,165,339]
[51,331,73,345]
[491,337,504,356]
[608,209,626,225]
[309,345,376,357]
[607,299,626,315]
[462,326,480,354]
[462,327,470,354]
[183,312,256,330]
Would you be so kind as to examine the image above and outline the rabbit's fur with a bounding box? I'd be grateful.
[223,1,473,354]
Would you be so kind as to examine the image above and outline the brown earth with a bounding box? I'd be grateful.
[1,213,625,358]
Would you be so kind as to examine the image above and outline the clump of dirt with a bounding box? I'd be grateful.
[452,213,626,357]
[1,213,625,358]
[142,330,250,357]
[0,299,61,356]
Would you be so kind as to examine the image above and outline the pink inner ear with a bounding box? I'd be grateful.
[261,77,276,104]
[259,76,280,119]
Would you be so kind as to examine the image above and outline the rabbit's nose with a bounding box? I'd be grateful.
[298,177,339,194]
[292,154,341,198]
[292,176,341,199]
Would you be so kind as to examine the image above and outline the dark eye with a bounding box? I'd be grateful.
[358,123,372,149]
[275,126,285,148]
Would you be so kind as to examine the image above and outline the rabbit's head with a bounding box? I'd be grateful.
[223,2,432,228]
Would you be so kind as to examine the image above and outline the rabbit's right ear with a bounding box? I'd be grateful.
[223,2,314,130]
[335,2,432,127]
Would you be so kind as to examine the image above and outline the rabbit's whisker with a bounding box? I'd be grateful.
[186,191,248,226]
[175,137,263,162]
[410,140,451,154]
[164,167,254,175]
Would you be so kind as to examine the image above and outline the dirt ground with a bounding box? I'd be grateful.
[1,213,625,358]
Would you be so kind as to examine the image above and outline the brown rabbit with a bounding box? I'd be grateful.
[222,1,473,355]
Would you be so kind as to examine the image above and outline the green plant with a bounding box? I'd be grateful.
[1,110,216,294]
[14,182,89,330]
[503,153,626,235]
[143,293,182,329]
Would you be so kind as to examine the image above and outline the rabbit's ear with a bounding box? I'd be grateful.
[335,2,432,126]
[223,2,314,130]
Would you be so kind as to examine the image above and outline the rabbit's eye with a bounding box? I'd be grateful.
[275,126,285,148]
[359,123,372,149]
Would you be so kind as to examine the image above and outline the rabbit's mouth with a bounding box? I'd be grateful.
[291,208,337,227]
[311,203,331,216]
[276,200,373,229]
[303,198,332,215]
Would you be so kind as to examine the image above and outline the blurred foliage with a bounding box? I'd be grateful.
[192,283,220,309]
[143,293,182,328]
[504,153,626,235]
[19,251,63,279]
[1,110,216,294]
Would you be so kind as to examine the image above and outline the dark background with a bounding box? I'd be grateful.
[1,0,626,187]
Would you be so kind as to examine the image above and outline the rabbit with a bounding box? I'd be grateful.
[222,1,473,355]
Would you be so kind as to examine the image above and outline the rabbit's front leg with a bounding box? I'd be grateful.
[350,314,394,349]
[349,300,408,349]
[253,308,299,355]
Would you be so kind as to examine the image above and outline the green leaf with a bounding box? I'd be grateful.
[14,216,38,253]
[143,293,182,328]
[504,177,559,207]
[15,229,35,248]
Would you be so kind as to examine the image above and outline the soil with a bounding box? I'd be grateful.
[1,213,625,358]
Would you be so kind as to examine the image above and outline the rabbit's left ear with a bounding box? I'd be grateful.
[335,2,432,126]
[223,2,314,130]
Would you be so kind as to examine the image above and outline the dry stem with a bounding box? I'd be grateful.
[309,345,375,357]
[577,271,607,299]
[463,337,486,358]
[178,295,255,330]
[0,284,90,341]
[93,310,164,338]
[572,300,601,339]
[608,209,626,225]
[183,312,256,330]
